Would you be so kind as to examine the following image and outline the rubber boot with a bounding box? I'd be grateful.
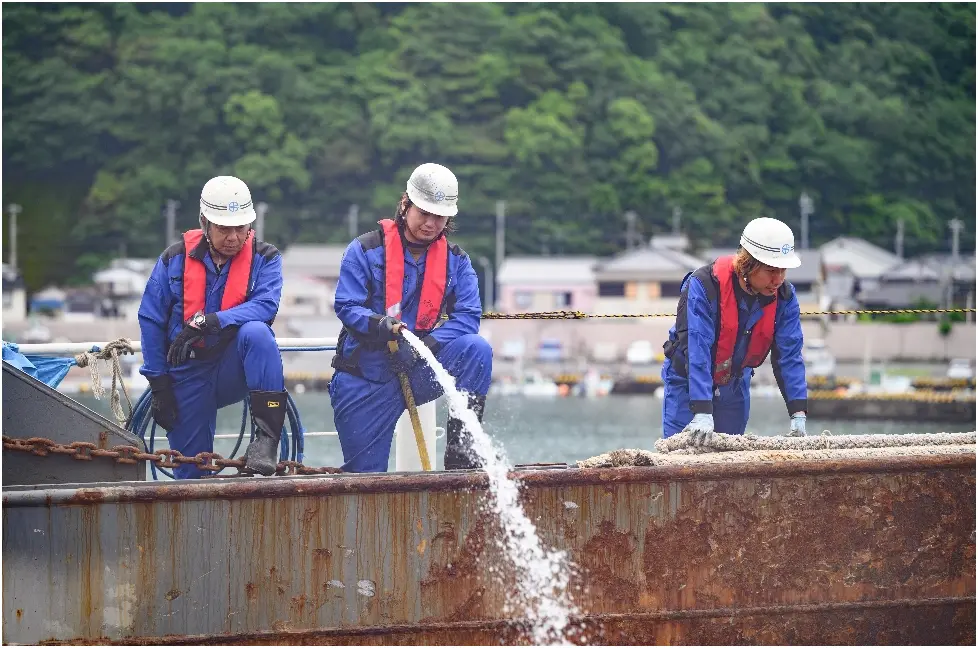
[444,394,486,471]
[242,390,288,476]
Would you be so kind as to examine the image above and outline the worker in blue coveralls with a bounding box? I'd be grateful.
[138,176,287,478]
[330,162,493,472]
[661,217,809,445]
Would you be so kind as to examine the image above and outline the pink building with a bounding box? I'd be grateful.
[496,256,598,313]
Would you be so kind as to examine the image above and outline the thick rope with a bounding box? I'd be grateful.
[654,430,976,454]
[577,431,977,468]
[73,338,136,423]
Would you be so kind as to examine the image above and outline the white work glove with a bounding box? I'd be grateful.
[683,413,715,447]
[787,412,807,437]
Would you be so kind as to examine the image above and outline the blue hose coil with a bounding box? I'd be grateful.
[126,388,308,480]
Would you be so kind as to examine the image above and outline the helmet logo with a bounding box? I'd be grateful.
[228,201,239,212]
[433,190,445,202]
[781,244,793,255]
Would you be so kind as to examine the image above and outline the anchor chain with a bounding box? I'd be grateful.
[1,435,342,477]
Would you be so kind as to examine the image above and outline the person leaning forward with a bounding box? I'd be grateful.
[137,176,288,478]
[329,162,494,473]
[661,217,809,445]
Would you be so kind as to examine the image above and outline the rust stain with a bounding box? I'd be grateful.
[98,431,109,449]
[580,520,640,609]
[69,490,106,505]
[641,471,976,610]
[164,589,181,602]
[36,599,977,645]
[134,502,158,633]
[290,594,307,617]
[78,505,104,637]
[443,586,486,622]
[245,582,258,602]
[421,515,489,584]
[15,608,22,620]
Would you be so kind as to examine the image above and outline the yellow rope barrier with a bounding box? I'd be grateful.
[481,308,976,320]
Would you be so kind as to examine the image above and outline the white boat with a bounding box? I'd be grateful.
[491,369,560,398]
[574,368,613,398]
[947,358,975,380]
[802,338,837,379]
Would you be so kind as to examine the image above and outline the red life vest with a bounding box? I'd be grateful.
[182,229,254,321]
[379,219,447,331]
[711,255,777,385]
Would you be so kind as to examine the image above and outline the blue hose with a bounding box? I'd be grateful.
[127,388,307,481]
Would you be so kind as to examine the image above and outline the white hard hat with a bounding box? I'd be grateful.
[406,163,458,217]
[200,176,257,227]
[740,217,801,269]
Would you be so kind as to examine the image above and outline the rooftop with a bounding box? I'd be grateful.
[497,256,598,285]
[819,237,902,279]
[596,246,704,282]
[280,244,349,278]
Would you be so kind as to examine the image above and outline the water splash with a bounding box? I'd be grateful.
[402,330,579,645]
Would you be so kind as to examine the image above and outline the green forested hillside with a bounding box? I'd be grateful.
[2,2,974,290]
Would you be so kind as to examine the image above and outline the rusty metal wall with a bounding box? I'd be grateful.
[3,453,975,645]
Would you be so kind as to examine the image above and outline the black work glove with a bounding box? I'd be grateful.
[372,315,405,344]
[389,335,442,374]
[389,343,420,375]
[166,312,220,366]
[147,375,178,432]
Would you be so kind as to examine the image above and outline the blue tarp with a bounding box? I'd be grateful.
[2,342,76,388]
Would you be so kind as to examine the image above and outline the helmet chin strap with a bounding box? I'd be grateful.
[199,215,213,247]
[199,215,242,266]
[741,273,758,296]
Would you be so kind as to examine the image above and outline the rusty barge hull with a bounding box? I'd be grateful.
[3,453,975,645]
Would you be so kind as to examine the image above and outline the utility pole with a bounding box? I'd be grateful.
[625,210,637,250]
[347,204,359,239]
[799,192,814,250]
[495,201,506,272]
[948,218,964,307]
[672,206,682,236]
[165,199,179,247]
[255,202,268,241]
[950,218,963,265]
[895,219,904,259]
[476,256,494,312]
[7,203,21,272]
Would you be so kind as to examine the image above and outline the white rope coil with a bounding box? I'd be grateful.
[73,338,136,423]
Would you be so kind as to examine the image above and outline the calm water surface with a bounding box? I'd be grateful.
[75,392,972,473]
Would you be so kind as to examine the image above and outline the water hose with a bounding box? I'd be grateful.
[126,388,306,480]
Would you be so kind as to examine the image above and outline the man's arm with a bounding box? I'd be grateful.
[215,254,283,328]
[333,240,385,336]
[427,252,482,349]
[771,284,808,415]
[685,276,718,414]
[137,258,174,379]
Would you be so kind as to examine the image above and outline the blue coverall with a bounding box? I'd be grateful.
[138,238,285,479]
[330,230,493,473]
[661,270,807,437]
